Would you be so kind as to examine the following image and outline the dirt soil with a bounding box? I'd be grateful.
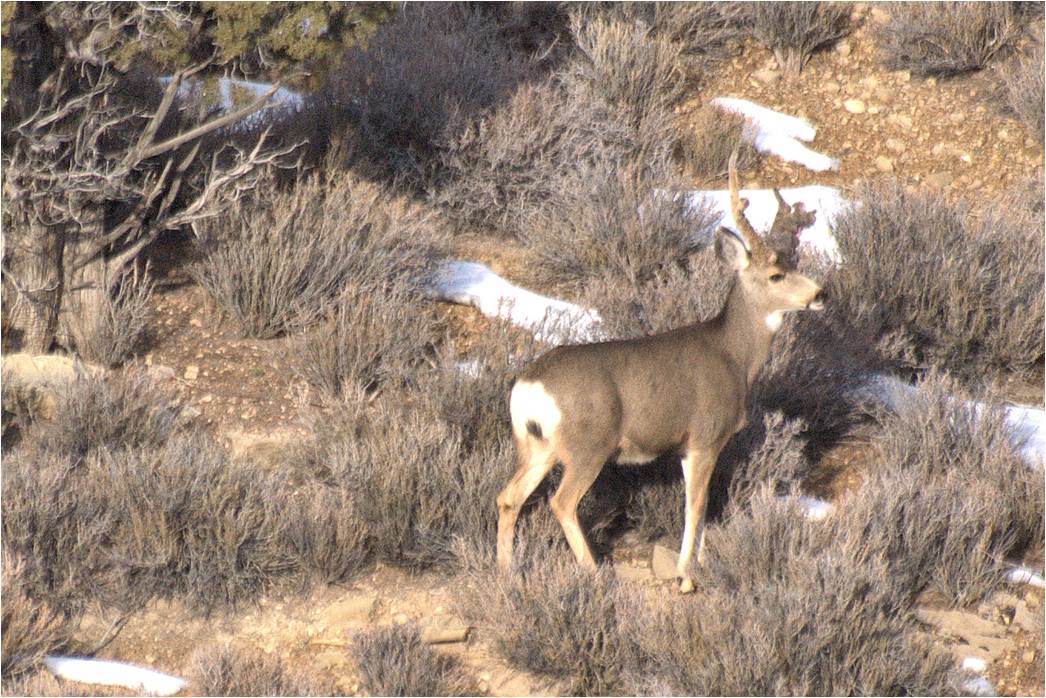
[30,4,1045,696]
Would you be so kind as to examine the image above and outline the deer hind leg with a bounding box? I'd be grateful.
[497,435,557,572]
[677,445,718,593]
[548,450,606,569]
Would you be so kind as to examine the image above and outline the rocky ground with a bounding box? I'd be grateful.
[7,3,1045,696]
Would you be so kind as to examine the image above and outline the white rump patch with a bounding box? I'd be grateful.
[510,380,562,440]
[765,311,784,332]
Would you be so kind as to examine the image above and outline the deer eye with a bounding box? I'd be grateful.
[769,272,785,282]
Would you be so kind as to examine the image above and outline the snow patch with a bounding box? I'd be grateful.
[43,656,186,696]
[712,97,839,172]
[423,261,602,344]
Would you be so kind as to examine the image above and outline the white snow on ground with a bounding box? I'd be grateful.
[711,97,839,172]
[43,656,186,696]
[423,261,602,344]
[865,374,1045,470]
[795,496,834,520]
[1005,565,1046,589]
[684,185,846,263]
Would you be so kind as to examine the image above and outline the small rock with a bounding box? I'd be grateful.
[189,318,203,328]
[896,69,911,82]
[931,142,952,157]
[960,153,972,164]
[184,365,199,381]
[824,80,841,93]
[421,620,470,645]
[886,113,913,130]
[1022,650,1036,663]
[867,105,880,114]
[998,128,1010,141]
[874,156,894,173]
[479,672,492,683]
[614,563,655,583]
[149,365,176,381]
[752,68,781,85]
[926,77,937,87]
[200,394,213,403]
[949,112,966,125]
[651,545,679,580]
[925,171,954,189]
[870,6,891,23]
[843,98,866,114]
[836,40,852,57]
[885,138,906,154]
[394,613,410,625]
[325,594,377,628]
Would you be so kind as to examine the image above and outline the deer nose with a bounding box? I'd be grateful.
[808,289,826,310]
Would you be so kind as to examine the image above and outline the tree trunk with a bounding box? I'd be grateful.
[5,219,65,354]
[59,247,110,356]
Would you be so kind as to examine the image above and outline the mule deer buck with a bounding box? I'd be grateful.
[496,152,824,592]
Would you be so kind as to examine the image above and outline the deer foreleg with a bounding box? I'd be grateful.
[677,447,717,593]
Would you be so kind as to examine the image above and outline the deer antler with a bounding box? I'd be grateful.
[727,148,772,261]
[766,189,817,268]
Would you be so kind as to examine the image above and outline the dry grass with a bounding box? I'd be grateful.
[520,160,716,289]
[326,3,534,183]
[191,173,444,339]
[839,372,1045,605]
[830,180,1045,380]
[28,367,186,461]
[351,623,477,697]
[457,546,638,696]
[189,642,332,696]
[747,1,851,75]
[70,266,153,368]
[876,1,1022,76]
[563,13,687,129]
[286,279,441,402]
[1,552,71,680]
[998,38,1045,142]
[682,105,761,184]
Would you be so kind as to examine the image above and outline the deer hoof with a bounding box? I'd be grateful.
[679,577,695,594]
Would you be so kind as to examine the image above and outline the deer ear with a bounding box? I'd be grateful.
[715,227,750,270]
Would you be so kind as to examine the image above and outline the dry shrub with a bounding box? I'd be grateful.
[563,13,687,129]
[682,105,761,184]
[998,38,1045,142]
[27,367,185,461]
[837,372,1044,605]
[351,623,476,697]
[433,76,676,239]
[2,434,293,615]
[624,545,958,695]
[1,553,71,680]
[433,7,690,239]
[876,1,1022,76]
[456,546,638,696]
[191,173,444,339]
[278,483,372,585]
[582,249,730,338]
[189,642,331,696]
[70,266,152,368]
[830,180,1045,379]
[748,1,850,75]
[572,2,749,73]
[521,161,717,289]
[326,3,534,182]
[287,279,441,402]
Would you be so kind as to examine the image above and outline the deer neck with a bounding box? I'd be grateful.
[711,280,777,388]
